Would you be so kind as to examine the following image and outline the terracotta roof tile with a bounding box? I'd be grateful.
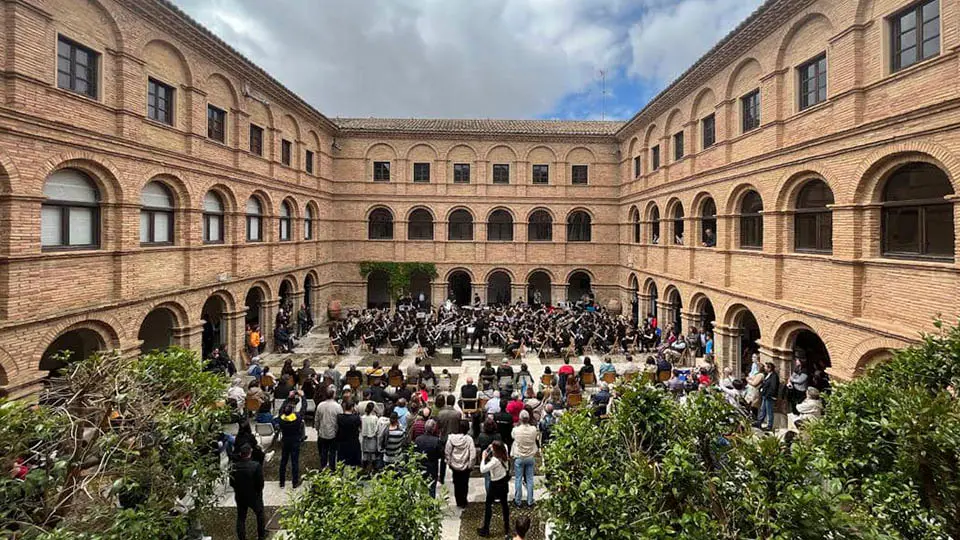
[334,118,624,136]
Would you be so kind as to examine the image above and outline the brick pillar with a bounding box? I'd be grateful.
[261,299,280,352]
[173,323,204,355]
[288,291,305,318]
[223,310,248,366]
[714,324,741,377]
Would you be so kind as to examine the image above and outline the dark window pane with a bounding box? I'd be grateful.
[651,146,660,170]
[532,165,549,184]
[493,164,510,184]
[453,163,471,183]
[702,115,716,148]
[571,165,588,185]
[374,161,391,182]
[883,163,952,201]
[884,207,920,253]
[819,212,833,251]
[795,214,819,250]
[413,163,430,183]
[633,156,642,177]
[924,205,954,255]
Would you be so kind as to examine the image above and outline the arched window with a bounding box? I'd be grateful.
[448,209,473,241]
[279,201,292,241]
[140,181,174,245]
[699,198,716,247]
[368,208,394,240]
[42,169,100,249]
[245,197,263,242]
[671,204,685,245]
[739,191,763,249]
[304,205,314,240]
[408,209,434,240]
[567,211,592,242]
[650,206,661,244]
[882,163,954,259]
[528,210,552,242]
[630,207,640,244]
[487,210,513,242]
[795,180,834,253]
[202,191,224,244]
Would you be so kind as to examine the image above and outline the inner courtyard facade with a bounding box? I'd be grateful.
[0,0,958,396]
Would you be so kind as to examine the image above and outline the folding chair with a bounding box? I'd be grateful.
[460,398,479,416]
[601,372,617,384]
[345,375,361,389]
[255,422,277,446]
[567,393,583,407]
[438,377,452,393]
[581,372,597,387]
[540,373,555,388]
[222,422,240,437]
[389,374,404,388]
[657,370,671,383]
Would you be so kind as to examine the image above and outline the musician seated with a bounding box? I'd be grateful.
[496,359,515,392]
[598,357,617,377]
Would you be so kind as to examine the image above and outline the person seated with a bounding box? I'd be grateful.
[564,374,581,398]
[459,376,479,406]
[226,377,246,410]
[406,357,422,384]
[591,382,612,413]
[791,387,824,430]
[297,360,316,386]
[365,361,385,386]
[523,388,543,421]
[479,361,497,391]
[696,367,712,387]
[496,359,515,392]
[259,366,276,393]
[622,355,640,377]
[387,363,404,383]
[273,374,297,401]
[598,357,617,378]
[246,380,266,407]
[505,392,525,424]
[666,370,685,392]
[421,364,438,391]
[484,391,502,416]
[539,366,556,391]
[655,355,672,380]
[246,357,264,378]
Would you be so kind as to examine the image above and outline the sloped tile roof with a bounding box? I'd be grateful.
[334,118,625,136]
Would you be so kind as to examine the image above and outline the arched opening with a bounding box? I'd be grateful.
[671,203,685,245]
[201,295,227,359]
[699,198,717,247]
[567,271,592,303]
[448,271,472,306]
[630,206,641,244]
[650,205,661,244]
[629,275,640,323]
[739,190,764,249]
[794,180,834,253]
[42,169,101,249]
[646,282,659,321]
[202,191,225,244]
[368,207,394,240]
[410,270,432,307]
[244,287,265,328]
[666,288,682,333]
[733,309,761,376]
[303,274,315,313]
[448,209,474,241]
[278,201,293,241]
[408,209,434,240]
[881,162,954,260]
[40,328,106,375]
[366,271,390,309]
[279,279,294,313]
[138,307,176,353]
[487,271,512,305]
[245,197,263,242]
[487,210,513,241]
[140,181,174,245]
[855,349,894,377]
[528,271,551,305]
[528,210,553,241]
[791,329,831,370]
[566,211,592,242]
[696,297,716,334]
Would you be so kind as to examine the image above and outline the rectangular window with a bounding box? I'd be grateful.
[571,165,589,185]
[249,124,263,156]
[651,145,661,171]
[798,53,828,110]
[207,105,226,142]
[305,150,314,173]
[633,156,642,177]
[493,164,510,184]
[532,165,549,185]
[702,114,716,149]
[673,131,685,161]
[57,36,99,99]
[741,89,761,133]
[413,163,431,183]
[892,0,940,72]
[281,139,292,166]
[373,161,391,182]
[147,78,174,125]
[453,163,471,183]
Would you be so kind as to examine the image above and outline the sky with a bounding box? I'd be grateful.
[170,0,764,121]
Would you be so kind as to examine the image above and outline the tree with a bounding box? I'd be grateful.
[280,457,443,539]
[0,348,228,539]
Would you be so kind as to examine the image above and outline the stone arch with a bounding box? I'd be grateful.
[366,204,395,221]
[198,288,237,314]
[137,302,187,353]
[247,99,274,128]
[775,168,837,211]
[642,277,659,319]
[142,38,193,86]
[662,108,684,139]
[278,273,301,291]
[445,143,480,161]
[246,279,275,302]
[563,146,596,162]
[483,267,516,282]
[724,57,764,101]
[486,269,513,305]
[725,182,765,215]
[526,267,556,282]
[524,145,558,162]
[486,206,517,222]
[365,142,398,160]
[248,189,274,216]
[405,143,440,160]
[40,153,124,202]
[690,292,717,332]
[848,336,908,377]
[51,0,124,51]
[204,183,238,212]
[690,87,718,122]
[770,316,833,355]
[775,12,835,71]
[642,123,659,148]
[485,144,518,163]
[447,268,474,306]
[446,206,475,221]
[281,113,301,140]
[39,318,122,371]
[662,284,683,332]
[406,205,436,221]
[139,170,191,209]
[205,72,240,110]
[0,153,20,194]
[722,303,763,373]
[854,144,960,204]
[527,206,556,222]
[200,291,232,359]
[445,266,476,282]
[644,200,660,221]
[566,270,593,302]
[279,196,300,219]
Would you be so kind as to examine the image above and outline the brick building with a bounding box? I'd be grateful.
[0,0,956,396]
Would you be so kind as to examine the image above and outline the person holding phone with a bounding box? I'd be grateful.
[477,440,510,538]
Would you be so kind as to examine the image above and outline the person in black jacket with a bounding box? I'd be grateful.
[278,403,304,488]
[336,401,362,467]
[414,419,444,498]
[231,444,265,540]
[757,362,780,431]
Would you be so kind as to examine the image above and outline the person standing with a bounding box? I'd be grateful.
[314,386,342,470]
[336,401,362,468]
[511,410,538,508]
[413,419,443,498]
[436,394,460,484]
[231,444,265,540]
[445,420,476,509]
[477,440,511,538]
[757,362,780,431]
[360,402,380,474]
[277,404,304,489]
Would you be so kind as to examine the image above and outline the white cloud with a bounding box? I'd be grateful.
[169,0,764,119]
[628,0,763,83]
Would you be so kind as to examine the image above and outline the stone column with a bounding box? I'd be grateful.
[552,284,566,306]
[261,299,280,352]
[288,291,305,319]
[713,324,741,376]
[173,323,204,355]
[224,310,248,365]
